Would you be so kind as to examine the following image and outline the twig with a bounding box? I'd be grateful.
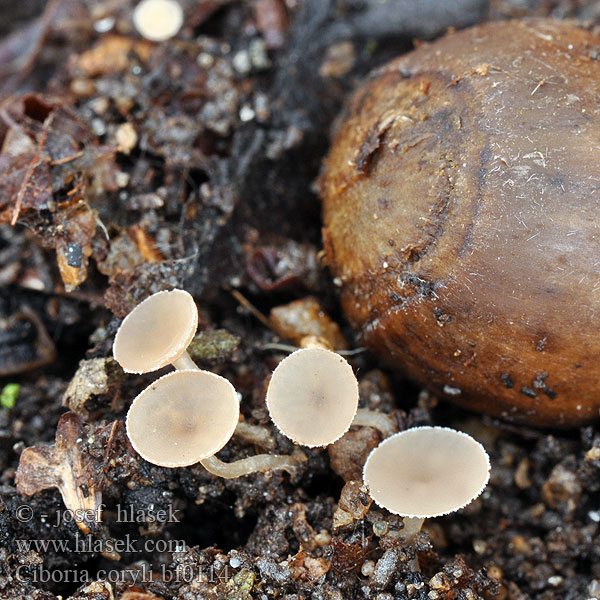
[260,341,368,356]
[102,420,120,478]
[230,289,274,330]
[50,151,84,166]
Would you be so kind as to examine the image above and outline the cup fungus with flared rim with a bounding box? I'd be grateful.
[266,347,360,447]
[126,369,239,468]
[126,369,305,477]
[363,426,490,523]
[113,289,199,374]
[133,0,184,42]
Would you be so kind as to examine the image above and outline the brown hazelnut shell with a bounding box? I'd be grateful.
[321,19,600,427]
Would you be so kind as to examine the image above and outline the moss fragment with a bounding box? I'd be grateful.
[225,568,256,599]
[188,329,241,360]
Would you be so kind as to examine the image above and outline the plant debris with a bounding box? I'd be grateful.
[15,412,102,535]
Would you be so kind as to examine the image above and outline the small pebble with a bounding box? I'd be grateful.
[94,16,115,33]
[115,122,138,154]
[232,51,251,75]
[361,560,375,577]
[373,521,388,537]
[91,118,107,136]
[239,105,256,122]
[198,53,215,68]
[588,579,600,598]
[586,446,600,461]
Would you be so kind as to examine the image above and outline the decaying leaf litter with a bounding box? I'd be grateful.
[1,0,600,598]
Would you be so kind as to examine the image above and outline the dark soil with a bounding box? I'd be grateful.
[1,1,600,599]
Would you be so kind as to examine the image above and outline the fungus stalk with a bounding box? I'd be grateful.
[352,408,397,438]
[401,516,425,541]
[171,351,199,371]
[199,449,306,479]
[402,516,426,572]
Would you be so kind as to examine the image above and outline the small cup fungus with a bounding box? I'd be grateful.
[126,370,239,468]
[133,0,184,42]
[266,347,397,446]
[363,426,490,540]
[113,289,199,374]
[126,370,303,478]
[266,347,360,447]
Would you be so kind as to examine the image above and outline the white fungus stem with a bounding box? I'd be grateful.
[402,517,425,572]
[199,450,306,479]
[261,342,299,353]
[402,516,425,541]
[352,408,397,438]
[171,350,198,371]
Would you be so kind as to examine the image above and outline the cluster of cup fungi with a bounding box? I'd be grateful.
[113,289,490,545]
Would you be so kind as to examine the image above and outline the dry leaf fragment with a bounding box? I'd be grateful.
[0,152,53,223]
[129,225,163,263]
[329,537,369,577]
[16,412,102,535]
[290,503,318,551]
[290,551,331,582]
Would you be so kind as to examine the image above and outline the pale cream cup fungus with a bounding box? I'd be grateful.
[266,347,360,447]
[266,347,397,446]
[113,289,199,374]
[363,426,491,541]
[133,0,184,42]
[126,370,239,468]
[126,370,304,478]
